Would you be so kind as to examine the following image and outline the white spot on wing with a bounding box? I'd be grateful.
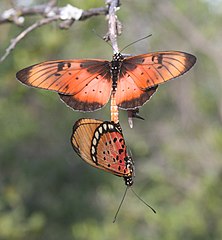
[91,146,96,154]
[92,156,96,162]
[108,124,114,129]
[92,138,97,146]
[98,127,103,134]
[95,131,99,139]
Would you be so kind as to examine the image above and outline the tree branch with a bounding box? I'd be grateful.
[105,0,121,53]
[0,1,57,25]
[0,16,60,62]
[0,2,108,62]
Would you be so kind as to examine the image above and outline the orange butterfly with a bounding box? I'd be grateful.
[71,118,134,186]
[16,51,196,117]
[72,118,156,220]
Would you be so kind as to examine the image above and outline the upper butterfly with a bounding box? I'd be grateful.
[16,51,196,111]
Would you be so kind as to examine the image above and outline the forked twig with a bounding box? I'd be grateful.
[0,16,59,63]
[0,2,108,62]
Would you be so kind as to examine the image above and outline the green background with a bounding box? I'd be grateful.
[0,0,222,239]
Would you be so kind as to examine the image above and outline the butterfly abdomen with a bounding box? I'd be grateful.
[124,156,134,186]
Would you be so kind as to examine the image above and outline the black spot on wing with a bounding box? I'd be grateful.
[151,54,163,64]
[57,62,71,72]
[54,73,61,76]
[118,149,124,154]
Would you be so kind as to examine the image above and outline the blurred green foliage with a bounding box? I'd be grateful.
[0,0,222,239]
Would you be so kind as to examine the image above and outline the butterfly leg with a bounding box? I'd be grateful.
[127,108,145,128]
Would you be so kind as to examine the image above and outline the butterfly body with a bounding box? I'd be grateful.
[71,118,134,186]
[110,53,124,91]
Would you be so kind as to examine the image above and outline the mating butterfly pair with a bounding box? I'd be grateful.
[16,49,196,220]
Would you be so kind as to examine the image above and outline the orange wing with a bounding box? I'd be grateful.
[122,51,196,89]
[96,130,131,177]
[115,70,158,109]
[16,59,112,111]
[115,51,196,109]
[71,118,104,170]
[60,70,112,111]
[71,118,133,178]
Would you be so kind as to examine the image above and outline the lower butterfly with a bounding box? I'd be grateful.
[71,118,134,186]
[16,51,196,121]
[71,118,156,221]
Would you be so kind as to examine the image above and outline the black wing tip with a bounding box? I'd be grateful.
[72,118,85,132]
[16,64,35,83]
[160,51,197,67]
[16,69,27,82]
[189,53,197,66]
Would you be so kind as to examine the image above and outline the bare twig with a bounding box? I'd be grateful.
[0,1,57,25]
[80,7,108,20]
[0,3,107,25]
[105,0,121,53]
[60,7,108,29]
[0,2,108,62]
[0,16,60,63]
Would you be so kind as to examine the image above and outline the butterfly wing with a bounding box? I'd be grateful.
[116,51,196,109]
[59,70,112,111]
[93,123,131,177]
[16,59,112,111]
[71,118,133,180]
[71,118,103,167]
[115,70,158,109]
[122,51,196,89]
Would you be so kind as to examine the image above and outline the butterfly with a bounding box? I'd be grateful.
[72,118,157,221]
[71,118,134,186]
[16,51,196,117]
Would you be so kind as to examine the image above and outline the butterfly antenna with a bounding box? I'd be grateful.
[92,29,114,50]
[113,186,129,223]
[131,187,156,214]
[120,34,152,52]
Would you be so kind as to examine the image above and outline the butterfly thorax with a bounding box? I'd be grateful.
[110,53,124,91]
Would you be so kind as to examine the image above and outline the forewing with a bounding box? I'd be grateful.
[122,51,196,89]
[16,59,112,111]
[71,119,132,177]
[95,123,132,177]
[71,118,106,171]
[16,59,110,95]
